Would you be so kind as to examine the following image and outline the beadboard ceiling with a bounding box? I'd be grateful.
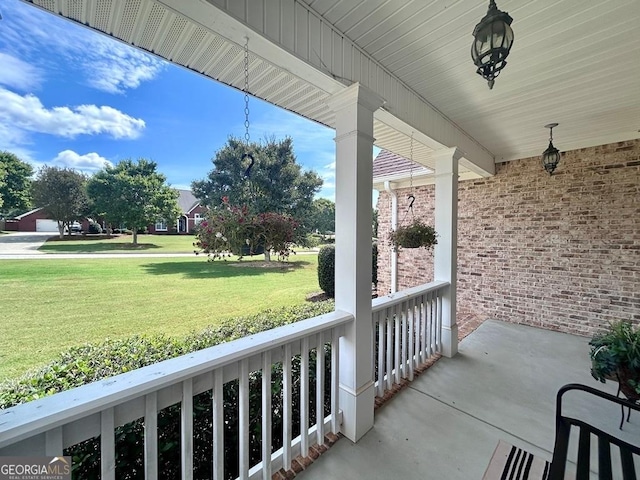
[22,0,640,167]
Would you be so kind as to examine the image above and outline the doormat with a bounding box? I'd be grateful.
[482,440,550,480]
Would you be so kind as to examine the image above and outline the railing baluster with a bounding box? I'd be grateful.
[331,329,340,435]
[408,298,415,380]
[402,301,409,379]
[45,427,63,456]
[427,291,433,358]
[283,343,293,470]
[144,392,158,480]
[182,378,193,480]
[301,336,310,457]
[239,358,250,480]
[316,335,325,446]
[394,304,401,384]
[386,307,393,392]
[262,350,272,479]
[437,291,443,352]
[101,408,116,480]
[418,295,428,364]
[212,370,224,480]
[377,311,385,397]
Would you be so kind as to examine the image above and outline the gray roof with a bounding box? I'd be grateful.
[176,189,199,213]
[373,150,425,179]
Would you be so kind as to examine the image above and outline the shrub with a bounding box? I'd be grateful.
[195,199,298,260]
[318,245,335,297]
[305,233,321,248]
[317,244,378,297]
[372,241,378,288]
[0,301,335,480]
[87,222,102,234]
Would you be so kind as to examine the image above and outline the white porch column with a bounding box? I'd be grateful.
[433,147,463,358]
[327,83,384,442]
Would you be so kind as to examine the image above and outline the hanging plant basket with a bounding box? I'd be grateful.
[389,220,437,252]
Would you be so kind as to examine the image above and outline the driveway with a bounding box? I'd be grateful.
[0,232,54,255]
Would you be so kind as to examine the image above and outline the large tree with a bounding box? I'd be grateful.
[87,159,180,244]
[32,166,90,238]
[0,163,6,211]
[309,198,335,234]
[0,151,33,216]
[192,137,323,225]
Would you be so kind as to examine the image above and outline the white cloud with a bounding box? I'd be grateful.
[0,53,42,91]
[52,150,112,173]
[0,0,165,94]
[86,43,165,94]
[0,87,146,139]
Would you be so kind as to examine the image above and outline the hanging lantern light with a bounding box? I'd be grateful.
[542,123,561,175]
[471,0,514,89]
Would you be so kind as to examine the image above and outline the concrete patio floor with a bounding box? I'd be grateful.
[300,320,639,479]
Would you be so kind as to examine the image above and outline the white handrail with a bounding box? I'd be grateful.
[372,280,448,313]
[0,310,353,451]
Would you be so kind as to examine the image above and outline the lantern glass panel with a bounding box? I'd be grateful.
[492,22,505,49]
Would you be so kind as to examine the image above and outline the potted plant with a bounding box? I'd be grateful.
[389,219,437,252]
[589,320,640,401]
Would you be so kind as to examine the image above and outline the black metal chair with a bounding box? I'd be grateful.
[548,384,640,480]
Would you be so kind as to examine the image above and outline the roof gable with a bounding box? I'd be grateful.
[177,189,200,214]
[373,150,431,181]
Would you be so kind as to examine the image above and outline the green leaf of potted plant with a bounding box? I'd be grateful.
[389,219,438,252]
[589,320,640,401]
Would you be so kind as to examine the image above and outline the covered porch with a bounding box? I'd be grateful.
[302,319,639,479]
[2,0,638,478]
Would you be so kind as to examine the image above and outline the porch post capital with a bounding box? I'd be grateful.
[432,147,464,164]
[327,83,385,114]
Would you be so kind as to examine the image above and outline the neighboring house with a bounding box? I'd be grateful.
[373,139,640,338]
[4,208,58,232]
[148,189,205,234]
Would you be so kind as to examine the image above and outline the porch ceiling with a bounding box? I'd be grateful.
[23,0,640,174]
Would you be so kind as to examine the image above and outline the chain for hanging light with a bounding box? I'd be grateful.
[242,37,255,179]
[400,132,416,223]
[243,37,250,146]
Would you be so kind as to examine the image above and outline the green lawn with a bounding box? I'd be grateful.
[0,255,320,381]
[38,234,198,253]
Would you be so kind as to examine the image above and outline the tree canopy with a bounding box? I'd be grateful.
[0,151,33,216]
[32,166,90,238]
[192,137,323,224]
[0,163,6,210]
[87,159,180,244]
[309,198,335,234]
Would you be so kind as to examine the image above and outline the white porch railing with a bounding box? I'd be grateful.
[0,311,351,480]
[0,281,448,478]
[372,281,448,398]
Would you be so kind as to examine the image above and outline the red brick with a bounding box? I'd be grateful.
[290,459,304,474]
[376,139,640,337]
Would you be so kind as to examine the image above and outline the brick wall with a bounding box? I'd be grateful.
[376,140,640,336]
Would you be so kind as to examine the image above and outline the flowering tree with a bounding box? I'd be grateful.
[195,197,298,261]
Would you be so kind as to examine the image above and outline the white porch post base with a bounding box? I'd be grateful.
[441,308,459,358]
[338,381,375,442]
[433,148,462,358]
[328,83,384,442]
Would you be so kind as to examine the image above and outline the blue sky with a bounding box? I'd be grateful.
[0,0,374,201]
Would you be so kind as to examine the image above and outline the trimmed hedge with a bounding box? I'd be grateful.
[317,245,336,297]
[317,243,378,298]
[0,302,335,480]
